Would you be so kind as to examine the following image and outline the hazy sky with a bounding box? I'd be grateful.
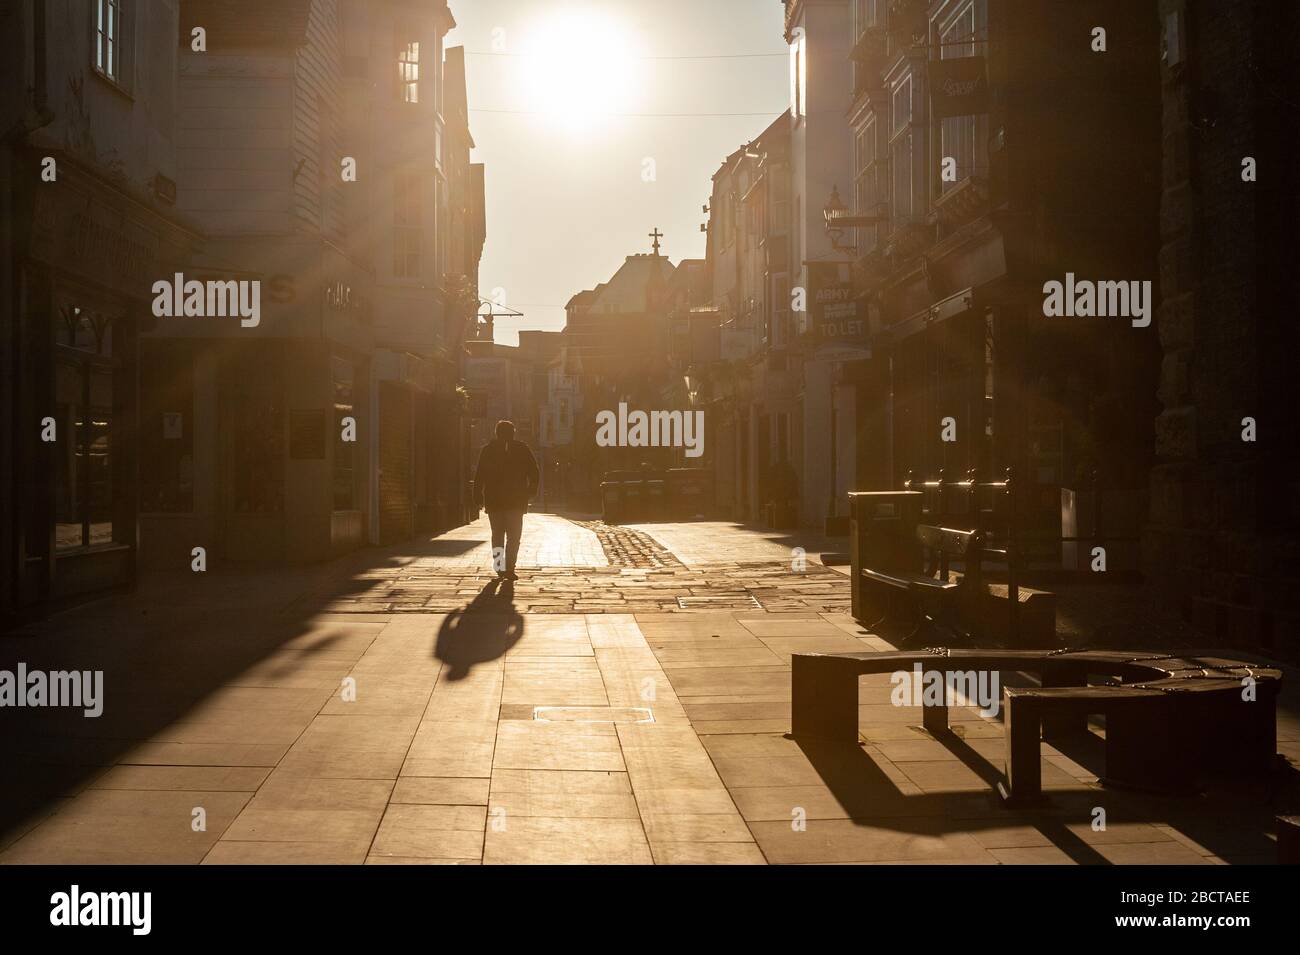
[445,0,789,345]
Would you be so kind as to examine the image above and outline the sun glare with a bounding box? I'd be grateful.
[517,10,640,131]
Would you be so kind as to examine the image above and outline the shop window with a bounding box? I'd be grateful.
[53,305,117,551]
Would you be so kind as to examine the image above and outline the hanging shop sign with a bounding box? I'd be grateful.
[930,55,989,119]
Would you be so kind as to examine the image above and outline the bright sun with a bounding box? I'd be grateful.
[517,11,639,131]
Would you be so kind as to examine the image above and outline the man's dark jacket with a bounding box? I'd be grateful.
[473,438,540,512]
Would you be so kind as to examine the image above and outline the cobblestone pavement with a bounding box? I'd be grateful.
[570,520,683,568]
[296,512,850,614]
[627,520,847,569]
[2,513,1297,865]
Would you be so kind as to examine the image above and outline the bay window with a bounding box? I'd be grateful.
[937,1,985,195]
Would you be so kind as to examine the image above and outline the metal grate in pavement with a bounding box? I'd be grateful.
[533,706,654,723]
[677,594,763,610]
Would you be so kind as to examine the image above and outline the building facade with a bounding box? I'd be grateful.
[1145,0,1300,651]
[702,113,796,522]
[840,0,1162,569]
[784,0,860,531]
[137,0,374,566]
[3,0,485,624]
[3,0,200,622]
[562,250,678,505]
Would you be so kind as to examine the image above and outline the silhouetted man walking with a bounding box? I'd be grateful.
[473,420,539,580]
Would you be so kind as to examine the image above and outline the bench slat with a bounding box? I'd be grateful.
[862,568,960,591]
[916,524,975,554]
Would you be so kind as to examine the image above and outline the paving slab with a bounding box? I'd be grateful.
[5,513,1296,866]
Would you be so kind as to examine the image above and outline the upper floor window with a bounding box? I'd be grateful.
[770,173,789,235]
[393,172,422,277]
[398,39,420,103]
[936,1,984,194]
[94,0,131,89]
[890,74,917,221]
[855,116,880,251]
[854,0,880,38]
[789,31,807,121]
[435,177,449,280]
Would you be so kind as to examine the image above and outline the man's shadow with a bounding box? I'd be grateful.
[434,579,524,681]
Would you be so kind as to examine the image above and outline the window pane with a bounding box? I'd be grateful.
[55,361,84,551]
[939,3,978,192]
[87,369,113,547]
[892,129,913,220]
[96,0,106,71]
[399,40,420,103]
[393,173,422,276]
[106,0,116,78]
[892,77,911,133]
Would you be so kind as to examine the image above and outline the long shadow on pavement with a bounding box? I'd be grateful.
[0,525,497,851]
[435,579,524,681]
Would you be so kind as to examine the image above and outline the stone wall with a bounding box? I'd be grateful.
[1147,0,1300,655]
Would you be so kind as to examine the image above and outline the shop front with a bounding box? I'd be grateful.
[7,155,198,617]
[138,238,374,567]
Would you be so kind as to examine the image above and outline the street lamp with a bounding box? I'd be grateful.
[823,184,886,253]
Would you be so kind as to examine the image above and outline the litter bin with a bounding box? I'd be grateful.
[668,468,713,519]
[601,470,643,523]
[642,472,667,519]
[600,478,621,523]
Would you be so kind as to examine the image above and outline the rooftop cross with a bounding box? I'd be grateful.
[649,227,663,256]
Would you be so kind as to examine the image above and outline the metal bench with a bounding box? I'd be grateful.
[860,524,987,640]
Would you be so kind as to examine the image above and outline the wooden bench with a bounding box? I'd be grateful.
[791,648,1283,806]
[860,524,987,640]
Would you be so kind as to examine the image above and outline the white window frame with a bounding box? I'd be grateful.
[888,72,919,223]
[93,0,132,91]
[854,115,881,252]
[393,172,422,278]
[398,38,420,104]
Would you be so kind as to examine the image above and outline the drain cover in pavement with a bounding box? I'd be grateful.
[533,706,655,723]
[676,594,763,610]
